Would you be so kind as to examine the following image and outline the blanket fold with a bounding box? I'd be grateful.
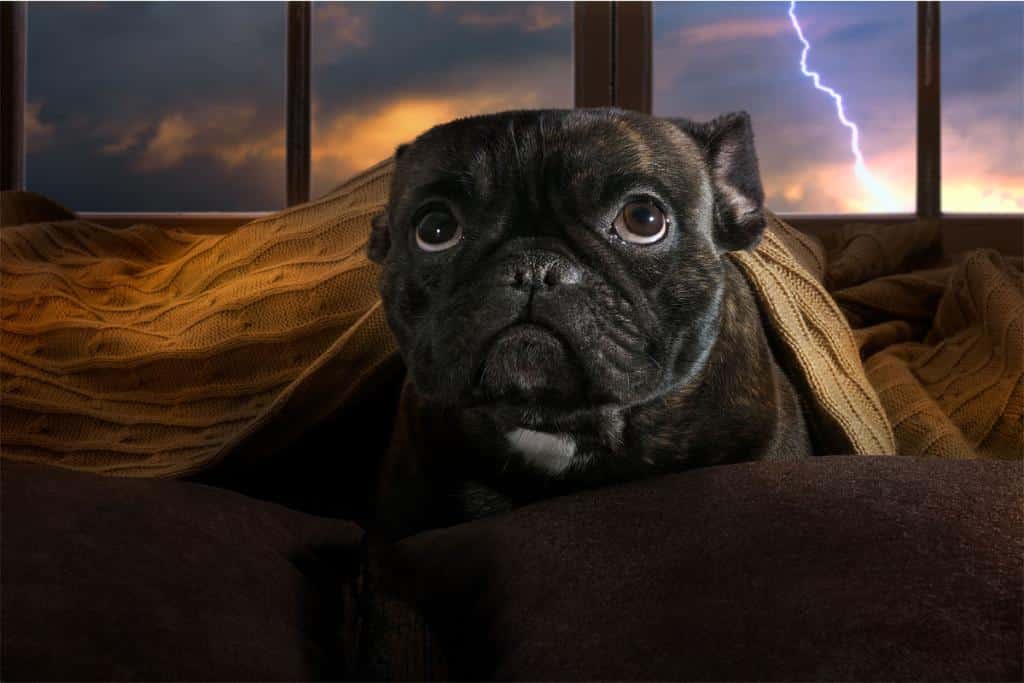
[2,161,396,476]
[829,225,1022,460]
[1,160,1019,476]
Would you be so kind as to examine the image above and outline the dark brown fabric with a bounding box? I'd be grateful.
[379,456,1023,681]
[0,463,365,681]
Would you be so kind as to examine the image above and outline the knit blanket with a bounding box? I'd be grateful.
[1,162,397,477]
[824,223,1022,460]
[1,160,1018,477]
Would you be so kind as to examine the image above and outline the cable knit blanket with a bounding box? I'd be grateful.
[823,223,1022,460]
[1,162,398,476]
[1,160,1019,478]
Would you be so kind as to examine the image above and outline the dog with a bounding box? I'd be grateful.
[368,108,811,537]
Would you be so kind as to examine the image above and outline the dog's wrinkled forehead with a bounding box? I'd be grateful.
[390,108,710,215]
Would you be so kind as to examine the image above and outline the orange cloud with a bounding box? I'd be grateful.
[671,18,791,46]
[96,98,1018,215]
[99,105,284,174]
[314,3,370,64]
[764,162,912,214]
[758,135,916,214]
[942,183,1024,213]
[310,90,541,193]
[25,101,54,152]
[308,52,574,195]
[762,122,1024,215]
[942,96,1024,213]
[214,131,286,169]
[137,114,194,170]
[101,122,147,156]
[86,50,568,200]
[457,4,568,33]
[942,159,1024,213]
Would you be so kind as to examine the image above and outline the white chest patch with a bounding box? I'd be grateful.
[505,428,576,475]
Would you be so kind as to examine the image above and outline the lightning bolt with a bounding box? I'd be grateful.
[788,1,899,211]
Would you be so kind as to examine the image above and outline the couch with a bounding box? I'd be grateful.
[2,161,1021,681]
[3,456,1021,681]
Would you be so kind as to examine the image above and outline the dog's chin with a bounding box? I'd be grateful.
[477,323,584,406]
[411,320,667,430]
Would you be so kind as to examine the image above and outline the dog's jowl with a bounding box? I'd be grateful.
[369,108,811,536]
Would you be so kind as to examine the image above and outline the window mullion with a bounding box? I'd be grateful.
[917,1,941,219]
[613,1,652,113]
[574,2,615,107]
[1,1,26,192]
[286,1,311,207]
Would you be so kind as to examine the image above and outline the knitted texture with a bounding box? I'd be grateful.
[1,160,396,476]
[2,160,1015,474]
[729,216,896,455]
[825,223,1023,460]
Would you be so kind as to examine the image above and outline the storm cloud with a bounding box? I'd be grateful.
[24,1,1022,213]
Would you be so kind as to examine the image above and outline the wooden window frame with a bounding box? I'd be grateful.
[1,1,1020,255]
[1,1,26,193]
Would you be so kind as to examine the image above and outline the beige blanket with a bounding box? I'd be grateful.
[1,160,1017,477]
[823,223,1022,460]
[1,161,397,476]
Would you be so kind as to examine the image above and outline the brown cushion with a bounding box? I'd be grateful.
[1,463,364,681]
[379,456,1023,681]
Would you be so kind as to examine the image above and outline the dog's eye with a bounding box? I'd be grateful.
[415,211,463,252]
[614,201,667,245]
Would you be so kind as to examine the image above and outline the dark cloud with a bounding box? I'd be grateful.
[29,2,284,113]
[27,1,286,210]
[308,1,572,194]
[943,2,1023,96]
[827,19,893,44]
[654,1,1021,212]
[311,2,571,114]
[23,1,1020,213]
[26,1,572,211]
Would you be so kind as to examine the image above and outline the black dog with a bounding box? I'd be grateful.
[369,108,810,536]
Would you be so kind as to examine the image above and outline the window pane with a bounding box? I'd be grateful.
[26,2,285,211]
[311,1,573,197]
[653,1,915,213]
[941,2,1024,213]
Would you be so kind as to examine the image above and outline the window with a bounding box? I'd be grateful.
[310,1,572,197]
[26,1,286,211]
[2,1,1020,246]
[654,1,916,214]
[941,2,1023,213]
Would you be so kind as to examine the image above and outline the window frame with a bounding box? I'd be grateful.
[1,1,1020,254]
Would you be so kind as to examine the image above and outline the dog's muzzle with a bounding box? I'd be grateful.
[478,251,585,403]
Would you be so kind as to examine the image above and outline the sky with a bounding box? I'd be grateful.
[25,1,1023,214]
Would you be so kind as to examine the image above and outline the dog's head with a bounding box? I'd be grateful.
[369,108,765,429]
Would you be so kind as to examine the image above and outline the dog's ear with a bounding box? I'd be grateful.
[670,111,766,252]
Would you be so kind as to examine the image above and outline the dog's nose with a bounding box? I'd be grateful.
[508,253,582,290]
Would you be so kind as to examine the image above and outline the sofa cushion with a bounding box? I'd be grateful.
[1,463,364,681]
[379,456,1023,681]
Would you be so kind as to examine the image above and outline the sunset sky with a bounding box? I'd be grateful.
[25,1,1022,214]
